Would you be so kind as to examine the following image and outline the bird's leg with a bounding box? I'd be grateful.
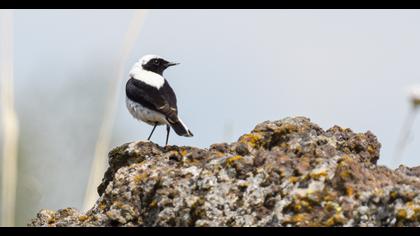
[165,125,170,146]
[148,123,158,140]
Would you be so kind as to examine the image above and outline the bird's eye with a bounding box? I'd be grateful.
[153,59,159,65]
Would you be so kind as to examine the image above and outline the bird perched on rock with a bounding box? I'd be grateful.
[125,54,193,145]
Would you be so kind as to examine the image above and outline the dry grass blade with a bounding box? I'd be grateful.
[0,10,19,227]
[393,106,418,167]
[83,9,148,212]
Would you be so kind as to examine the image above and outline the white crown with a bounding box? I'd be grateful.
[139,54,163,65]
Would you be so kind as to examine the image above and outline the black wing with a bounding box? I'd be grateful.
[160,80,177,112]
[126,78,178,122]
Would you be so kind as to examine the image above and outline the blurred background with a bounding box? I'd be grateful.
[1,9,420,226]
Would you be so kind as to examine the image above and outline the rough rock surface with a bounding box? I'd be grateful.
[29,117,420,226]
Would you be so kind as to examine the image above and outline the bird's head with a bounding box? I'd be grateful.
[139,54,179,75]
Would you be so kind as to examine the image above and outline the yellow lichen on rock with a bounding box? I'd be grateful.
[390,191,398,200]
[180,149,188,157]
[310,170,328,180]
[289,176,299,184]
[345,186,354,196]
[78,215,89,222]
[238,133,263,148]
[133,172,148,184]
[324,213,345,226]
[149,199,158,208]
[397,208,408,220]
[226,155,243,166]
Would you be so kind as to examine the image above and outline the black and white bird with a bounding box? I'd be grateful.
[125,54,193,145]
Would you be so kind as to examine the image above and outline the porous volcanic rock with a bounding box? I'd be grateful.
[29,117,420,226]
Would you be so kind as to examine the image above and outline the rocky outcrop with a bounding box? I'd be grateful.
[29,117,420,226]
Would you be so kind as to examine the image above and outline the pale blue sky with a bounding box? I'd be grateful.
[3,9,420,225]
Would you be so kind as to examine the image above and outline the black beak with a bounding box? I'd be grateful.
[166,62,180,67]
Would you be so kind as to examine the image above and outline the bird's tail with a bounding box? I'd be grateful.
[170,118,193,137]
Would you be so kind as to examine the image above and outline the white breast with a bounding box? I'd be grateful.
[126,97,169,126]
[129,62,165,89]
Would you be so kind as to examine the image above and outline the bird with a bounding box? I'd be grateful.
[125,54,193,146]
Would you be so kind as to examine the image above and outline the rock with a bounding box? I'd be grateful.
[29,117,420,227]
